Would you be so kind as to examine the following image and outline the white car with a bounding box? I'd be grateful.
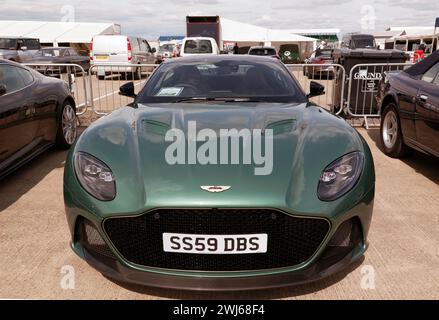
[90,35,156,79]
[180,37,220,57]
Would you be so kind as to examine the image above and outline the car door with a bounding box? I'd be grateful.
[396,74,419,141]
[0,64,38,166]
[415,62,439,155]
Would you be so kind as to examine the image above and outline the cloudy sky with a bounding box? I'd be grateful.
[0,0,438,39]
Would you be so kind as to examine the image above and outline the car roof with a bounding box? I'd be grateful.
[164,55,281,65]
[183,37,215,41]
[249,46,276,50]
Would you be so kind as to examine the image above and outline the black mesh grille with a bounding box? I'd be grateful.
[103,209,330,271]
[77,218,116,258]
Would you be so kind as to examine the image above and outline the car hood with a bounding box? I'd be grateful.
[69,102,373,217]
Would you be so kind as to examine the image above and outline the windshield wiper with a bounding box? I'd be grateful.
[174,97,266,103]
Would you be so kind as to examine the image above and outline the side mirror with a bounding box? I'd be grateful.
[307,81,325,99]
[119,82,136,98]
[20,46,28,51]
[151,48,156,54]
[0,84,6,96]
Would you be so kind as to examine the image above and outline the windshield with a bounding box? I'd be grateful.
[184,40,213,54]
[137,59,306,104]
[353,37,376,49]
[159,44,175,52]
[249,48,277,56]
[0,39,17,50]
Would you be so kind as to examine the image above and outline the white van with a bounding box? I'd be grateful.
[91,35,156,78]
[180,37,220,57]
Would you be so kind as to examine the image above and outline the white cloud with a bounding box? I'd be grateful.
[0,0,438,39]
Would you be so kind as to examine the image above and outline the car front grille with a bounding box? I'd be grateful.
[103,209,330,272]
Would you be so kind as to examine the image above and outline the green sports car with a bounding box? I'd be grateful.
[64,55,375,291]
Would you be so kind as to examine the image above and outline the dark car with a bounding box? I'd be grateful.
[0,59,77,179]
[30,47,91,75]
[0,37,41,62]
[304,48,335,79]
[248,46,279,59]
[376,50,439,158]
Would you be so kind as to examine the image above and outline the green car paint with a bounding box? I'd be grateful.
[64,101,375,285]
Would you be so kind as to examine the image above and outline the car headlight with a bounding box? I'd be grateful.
[74,152,116,201]
[318,152,364,201]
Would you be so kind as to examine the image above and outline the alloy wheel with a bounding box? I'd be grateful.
[62,105,77,145]
[382,110,398,149]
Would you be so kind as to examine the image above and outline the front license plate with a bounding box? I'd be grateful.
[163,233,268,254]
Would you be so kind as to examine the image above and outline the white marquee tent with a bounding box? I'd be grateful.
[0,20,121,46]
[220,18,317,59]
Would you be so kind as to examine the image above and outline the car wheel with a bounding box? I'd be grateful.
[56,101,77,149]
[380,103,411,158]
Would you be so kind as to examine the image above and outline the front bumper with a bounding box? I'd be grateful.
[66,185,373,291]
[80,241,366,291]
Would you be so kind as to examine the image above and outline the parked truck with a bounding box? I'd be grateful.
[186,16,221,50]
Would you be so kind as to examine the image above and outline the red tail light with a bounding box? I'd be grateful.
[90,38,94,61]
[127,38,132,61]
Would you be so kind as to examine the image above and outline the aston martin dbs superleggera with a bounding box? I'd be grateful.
[64,55,375,291]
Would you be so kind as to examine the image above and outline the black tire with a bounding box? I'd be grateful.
[380,103,412,158]
[56,100,77,149]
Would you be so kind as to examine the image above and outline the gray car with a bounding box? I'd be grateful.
[0,37,41,62]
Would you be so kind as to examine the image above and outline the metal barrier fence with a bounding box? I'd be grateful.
[24,63,89,115]
[285,64,346,114]
[89,63,158,115]
[346,63,413,118]
[23,61,416,128]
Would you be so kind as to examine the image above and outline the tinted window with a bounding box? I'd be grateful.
[249,48,276,56]
[421,62,439,83]
[23,39,40,50]
[184,40,213,54]
[0,65,26,94]
[0,38,17,50]
[41,49,62,57]
[160,44,175,52]
[16,67,34,86]
[137,59,306,104]
[352,36,375,48]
